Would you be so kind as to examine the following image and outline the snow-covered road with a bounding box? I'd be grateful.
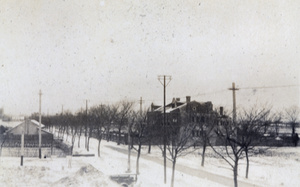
[105,144,261,187]
[1,134,299,187]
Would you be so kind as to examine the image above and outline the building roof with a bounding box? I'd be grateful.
[31,119,45,128]
[165,103,187,113]
[6,119,51,135]
[153,96,212,114]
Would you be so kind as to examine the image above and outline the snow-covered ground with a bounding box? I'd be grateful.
[163,147,300,187]
[1,134,299,187]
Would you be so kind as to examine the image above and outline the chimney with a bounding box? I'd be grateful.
[220,107,224,116]
[186,96,191,103]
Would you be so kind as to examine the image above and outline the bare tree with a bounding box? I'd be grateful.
[131,108,149,174]
[116,100,134,145]
[285,106,299,146]
[61,112,77,154]
[211,106,274,186]
[272,111,282,137]
[89,104,108,157]
[164,114,198,187]
[86,114,94,152]
[76,111,85,148]
[211,116,243,187]
[237,107,272,179]
[285,106,299,134]
[188,110,218,167]
[105,104,119,142]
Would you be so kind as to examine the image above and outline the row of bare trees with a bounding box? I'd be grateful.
[36,101,153,176]
[202,106,299,187]
[29,104,299,187]
[160,105,299,187]
[32,101,135,156]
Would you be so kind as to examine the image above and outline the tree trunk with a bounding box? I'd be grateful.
[131,136,134,149]
[233,159,239,187]
[85,135,87,149]
[148,139,151,154]
[98,138,102,157]
[61,127,64,139]
[60,127,63,139]
[78,134,81,148]
[201,142,207,167]
[136,144,141,174]
[245,149,249,179]
[66,127,69,141]
[71,134,76,155]
[117,128,121,145]
[62,127,64,139]
[292,123,295,134]
[106,128,110,142]
[87,136,90,152]
[171,158,177,187]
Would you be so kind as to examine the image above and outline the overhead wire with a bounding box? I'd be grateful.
[148,84,299,103]
[239,84,299,90]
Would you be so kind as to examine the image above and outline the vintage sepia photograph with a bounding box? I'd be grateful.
[0,0,299,186]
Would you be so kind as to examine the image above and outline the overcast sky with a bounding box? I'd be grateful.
[0,0,299,116]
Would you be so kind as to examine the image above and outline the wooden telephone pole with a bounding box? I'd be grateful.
[138,97,145,116]
[39,90,42,159]
[21,120,25,166]
[228,82,239,124]
[228,82,239,150]
[158,75,172,184]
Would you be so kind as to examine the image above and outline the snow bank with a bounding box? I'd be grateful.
[53,165,119,187]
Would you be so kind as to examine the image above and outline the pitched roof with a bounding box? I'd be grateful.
[31,119,45,128]
[6,119,52,135]
[153,99,213,114]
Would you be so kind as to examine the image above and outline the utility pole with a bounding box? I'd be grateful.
[138,97,145,116]
[158,75,172,184]
[85,100,88,149]
[126,121,131,173]
[39,90,42,159]
[21,120,25,166]
[228,82,239,150]
[228,82,239,124]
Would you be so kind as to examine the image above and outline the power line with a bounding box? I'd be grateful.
[240,84,299,90]
[172,84,299,101]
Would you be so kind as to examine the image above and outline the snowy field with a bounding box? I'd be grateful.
[1,135,299,187]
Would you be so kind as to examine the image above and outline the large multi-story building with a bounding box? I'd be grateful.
[147,96,218,145]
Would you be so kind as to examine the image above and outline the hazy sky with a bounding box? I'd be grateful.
[0,0,299,116]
